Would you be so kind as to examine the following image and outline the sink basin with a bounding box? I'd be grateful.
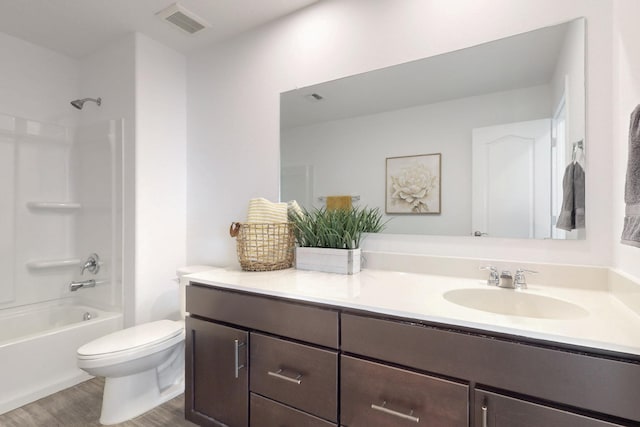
[443,288,589,319]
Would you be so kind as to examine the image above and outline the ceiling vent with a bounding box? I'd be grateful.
[156,3,209,35]
[304,93,324,102]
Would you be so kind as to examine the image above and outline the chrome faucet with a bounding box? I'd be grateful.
[81,253,100,275]
[70,279,96,292]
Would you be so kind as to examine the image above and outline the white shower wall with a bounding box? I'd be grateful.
[0,114,122,311]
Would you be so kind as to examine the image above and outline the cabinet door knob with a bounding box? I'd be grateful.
[267,368,303,385]
[371,401,420,423]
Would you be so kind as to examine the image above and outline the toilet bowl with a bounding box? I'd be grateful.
[77,265,213,425]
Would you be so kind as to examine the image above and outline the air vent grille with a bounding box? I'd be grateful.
[156,3,209,35]
[165,11,205,34]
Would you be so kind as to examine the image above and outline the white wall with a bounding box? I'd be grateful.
[187,0,613,267]
[282,85,550,235]
[612,0,640,279]
[0,31,79,126]
[134,34,187,324]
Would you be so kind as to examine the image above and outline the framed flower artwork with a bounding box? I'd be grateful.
[386,153,441,214]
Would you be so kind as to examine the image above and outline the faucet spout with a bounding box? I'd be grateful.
[70,279,96,292]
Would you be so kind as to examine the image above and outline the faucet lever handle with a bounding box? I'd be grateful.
[514,269,538,288]
[479,266,499,285]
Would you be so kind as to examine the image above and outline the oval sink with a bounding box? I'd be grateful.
[443,288,589,319]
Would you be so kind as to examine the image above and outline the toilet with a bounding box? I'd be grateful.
[77,265,212,425]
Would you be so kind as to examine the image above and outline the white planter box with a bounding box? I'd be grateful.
[295,247,361,275]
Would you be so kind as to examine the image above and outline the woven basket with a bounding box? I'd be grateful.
[229,222,295,271]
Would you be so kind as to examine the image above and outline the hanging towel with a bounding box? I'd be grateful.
[247,198,288,223]
[326,195,352,211]
[556,162,585,231]
[621,104,640,246]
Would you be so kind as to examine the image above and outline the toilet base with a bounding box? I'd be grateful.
[99,368,184,425]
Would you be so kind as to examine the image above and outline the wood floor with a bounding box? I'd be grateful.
[0,377,198,427]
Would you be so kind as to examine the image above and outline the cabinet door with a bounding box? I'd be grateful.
[341,355,468,427]
[475,390,626,427]
[186,317,248,427]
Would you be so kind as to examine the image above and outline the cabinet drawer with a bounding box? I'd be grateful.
[187,284,339,348]
[250,394,337,427]
[342,313,640,422]
[475,389,627,427]
[341,355,468,427]
[250,333,338,422]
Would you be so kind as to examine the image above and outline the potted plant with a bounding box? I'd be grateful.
[288,206,386,274]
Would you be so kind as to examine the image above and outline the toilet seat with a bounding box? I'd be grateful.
[77,320,185,368]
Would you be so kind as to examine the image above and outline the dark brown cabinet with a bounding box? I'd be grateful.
[474,389,624,427]
[185,317,248,427]
[186,283,640,427]
[186,284,339,427]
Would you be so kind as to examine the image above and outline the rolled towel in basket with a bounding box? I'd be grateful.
[247,198,288,223]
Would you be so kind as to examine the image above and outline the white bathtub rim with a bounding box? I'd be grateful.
[0,299,121,348]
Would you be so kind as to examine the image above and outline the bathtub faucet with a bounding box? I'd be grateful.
[70,279,96,292]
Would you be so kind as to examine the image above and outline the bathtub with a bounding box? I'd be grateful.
[0,299,122,414]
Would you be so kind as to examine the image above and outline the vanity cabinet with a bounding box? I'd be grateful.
[186,283,639,427]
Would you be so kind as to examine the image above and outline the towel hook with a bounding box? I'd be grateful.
[571,139,584,163]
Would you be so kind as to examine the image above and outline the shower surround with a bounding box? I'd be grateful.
[0,114,124,413]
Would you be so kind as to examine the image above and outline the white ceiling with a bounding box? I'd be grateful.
[0,0,319,58]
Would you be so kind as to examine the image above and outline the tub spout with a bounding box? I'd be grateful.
[70,279,96,292]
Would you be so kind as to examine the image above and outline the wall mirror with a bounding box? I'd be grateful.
[280,18,585,239]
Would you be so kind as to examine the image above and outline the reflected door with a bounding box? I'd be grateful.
[472,120,551,238]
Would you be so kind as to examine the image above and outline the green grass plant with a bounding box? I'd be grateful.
[289,206,387,249]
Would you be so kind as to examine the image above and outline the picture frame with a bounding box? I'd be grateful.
[386,153,441,214]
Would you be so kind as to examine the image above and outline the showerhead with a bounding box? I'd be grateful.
[71,97,101,110]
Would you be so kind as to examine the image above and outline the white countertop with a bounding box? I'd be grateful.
[186,267,640,357]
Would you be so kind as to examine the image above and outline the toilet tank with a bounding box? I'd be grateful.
[176,265,213,319]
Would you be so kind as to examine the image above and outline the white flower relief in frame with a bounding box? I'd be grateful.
[386,153,441,214]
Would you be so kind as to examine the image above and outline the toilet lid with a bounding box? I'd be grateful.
[77,320,183,357]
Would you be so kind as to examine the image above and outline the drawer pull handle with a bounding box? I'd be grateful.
[371,401,420,423]
[267,368,303,385]
[234,339,246,379]
[482,404,488,427]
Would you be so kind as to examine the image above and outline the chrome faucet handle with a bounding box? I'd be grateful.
[514,269,538,289]
[81,253,100,275]
[479,266,499,286]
